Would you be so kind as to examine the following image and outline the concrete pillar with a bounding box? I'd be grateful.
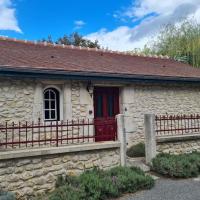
[144,114,157,165]
[116,114,127,166]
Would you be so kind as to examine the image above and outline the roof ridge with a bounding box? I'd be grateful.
[0,36,170,60]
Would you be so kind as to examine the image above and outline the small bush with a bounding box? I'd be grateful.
[0,191,15,200]
[127,143,145,157]
[47,166,154,200]
[49,184,86,200]
[152,152,200,178]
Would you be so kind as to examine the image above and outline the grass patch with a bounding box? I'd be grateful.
[127,143,145,158]
[46,166,154,200]
[152,152,200,178]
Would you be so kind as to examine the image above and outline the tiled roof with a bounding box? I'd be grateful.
[1,37,200,80]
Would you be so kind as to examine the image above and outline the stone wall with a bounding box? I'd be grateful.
[0,78,94,123]
[71,81,94,119]
[126,83,200,146]
[157,139,200,154]
[0,77,36,123]
[0,146,120,200]
[2,77,200,147]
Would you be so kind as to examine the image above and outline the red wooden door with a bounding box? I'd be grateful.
[94,87,119,142]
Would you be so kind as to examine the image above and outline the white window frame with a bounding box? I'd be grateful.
[44,88,59,121]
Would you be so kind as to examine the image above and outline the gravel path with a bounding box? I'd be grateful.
[120,178,200,200]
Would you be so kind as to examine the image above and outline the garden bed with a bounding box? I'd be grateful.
[152,152,200,178]
[37,166,154,200]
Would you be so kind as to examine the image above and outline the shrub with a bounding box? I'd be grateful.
[47,166,154,200]
[0,191,15,200]
[49,184,86,200]
[107,167,154,193]
[127,143,145,157]
[55,175,79,188]
[152,152,200,178]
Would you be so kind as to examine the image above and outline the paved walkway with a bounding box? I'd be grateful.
[120,178,200,200]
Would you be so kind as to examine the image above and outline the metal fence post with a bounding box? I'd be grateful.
[56,120,59,147]
[116,114,127,166]
[144,114,157,165]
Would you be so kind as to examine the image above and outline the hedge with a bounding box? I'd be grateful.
[43,166,154,200]
[152,152,200,178]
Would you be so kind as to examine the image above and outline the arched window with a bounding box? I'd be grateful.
[44,88,60,121]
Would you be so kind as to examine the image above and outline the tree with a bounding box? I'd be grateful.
[143,20,200,67]
[40,32,100,49]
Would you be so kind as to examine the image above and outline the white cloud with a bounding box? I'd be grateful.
[126,0,200,18]
[74,20,86,30]
[0,0,21,32]
[86,0,200,51]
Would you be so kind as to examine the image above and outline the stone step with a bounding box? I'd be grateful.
[127,157,150,172]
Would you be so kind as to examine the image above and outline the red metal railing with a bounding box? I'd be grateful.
[155,114,200,137]
[0,118,117,150]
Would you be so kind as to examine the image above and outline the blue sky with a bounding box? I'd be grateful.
[1,0,200,50]
[0,0,133,41]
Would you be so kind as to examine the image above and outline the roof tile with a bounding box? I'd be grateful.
[0,37,200,79]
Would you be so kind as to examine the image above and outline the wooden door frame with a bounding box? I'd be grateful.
[93,86,119,142]
[93,87,119,119]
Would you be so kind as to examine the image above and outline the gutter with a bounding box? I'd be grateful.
[1,65,200,84]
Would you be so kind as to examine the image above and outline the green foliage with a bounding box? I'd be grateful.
[0,191,15,200]
[47,166,154,200]
[143,20,200,67]
[152,152,200,178]
[127,143,145,157]
[49,184,86,200]
[39,32,100,49]
[128,20,200,67]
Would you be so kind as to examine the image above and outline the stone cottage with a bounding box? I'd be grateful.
[1,37,200,145]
